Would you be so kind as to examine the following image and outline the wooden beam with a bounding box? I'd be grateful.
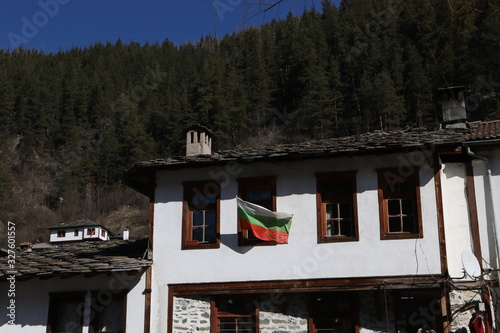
[143,266,152,333]
[169,275,444,296]
[482,288,493,333]
[433,152,448,275]
[148,199,154,258]
[167,286,174,333]
[441,283,451,333]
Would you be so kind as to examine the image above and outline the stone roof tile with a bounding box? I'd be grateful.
[467,120,500,140]
[0,238,151,281]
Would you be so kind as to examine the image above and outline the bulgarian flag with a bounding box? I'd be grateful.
[237,197,293,244]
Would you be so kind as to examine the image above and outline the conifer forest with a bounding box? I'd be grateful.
[0,0,498,244]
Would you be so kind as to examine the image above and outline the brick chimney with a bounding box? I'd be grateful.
[185,125,213,156]
[439,86,467,128]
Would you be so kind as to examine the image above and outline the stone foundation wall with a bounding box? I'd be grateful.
[172,293,309,333]
[171,290,464,333]
[258,293,309,333]
[172,296,211,332]
[448,289,482,333]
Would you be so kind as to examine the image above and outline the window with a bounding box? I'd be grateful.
[212,296,257,333]
[90,291,126,333]
[316,172,358,242]
[87,228,96,236]
[48,291,126,333]
[182,181,220,249]
[309,292,354,333]
[57,230,66,238]
[101,229,106,237]
[74,230,79,237]
[237,176,276,245]
[378,168,422,239]
[47,292,85,333]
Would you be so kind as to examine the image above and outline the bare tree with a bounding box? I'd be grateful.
[239,0,309,25]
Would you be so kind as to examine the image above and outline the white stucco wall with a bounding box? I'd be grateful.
[486,150,500,271]
[441,162,473,279]
[441,153,500,281]
[0,271,146,332]
[470,150,500,279]
[153,153,442,284]
[49,227,109,243]
[148,152,444,333]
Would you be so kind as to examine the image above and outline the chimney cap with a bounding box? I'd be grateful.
[183,124,214,136]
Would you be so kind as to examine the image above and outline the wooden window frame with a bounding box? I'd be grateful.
[182,180,221,250]
[316,172,359,243]
[211,295,258,333]
[237,176,277,246]
[74,229,79,237]
[47,291,85,333]
[57,230,66,238]
[377,168,423,240]
[87,228,96,236]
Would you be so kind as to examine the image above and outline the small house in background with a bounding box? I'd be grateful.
[47,219,111,243]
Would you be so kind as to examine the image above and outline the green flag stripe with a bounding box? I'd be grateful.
[238,207,291,232]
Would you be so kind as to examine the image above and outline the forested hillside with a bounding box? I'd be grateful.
[0,0,498,245]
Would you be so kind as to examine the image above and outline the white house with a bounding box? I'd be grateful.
[123,122,500,333]
[0,237,152,332]
[47,219,111,243]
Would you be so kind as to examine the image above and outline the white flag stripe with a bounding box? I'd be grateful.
[237,197,293,220]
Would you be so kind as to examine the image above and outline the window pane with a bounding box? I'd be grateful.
[326,204,337,219]
[219,320,236,330]
[388,216,401,232]
[388,199,401,216]
[339,203,351,218]
[246,191,260,201]
[205,226,216,243]
[206,194,217,205]
[332,221,340,236]
[403,215,416,232]
[192,228,203,242]
[219,317,253,333]
[326,221,334,236]
[402,199,414,215]
[205,210,216,226]
[340,219,353,237]
[193,211,204,226]
[192,193,207,208]
[325,204,334,220]
[259,190,272,201]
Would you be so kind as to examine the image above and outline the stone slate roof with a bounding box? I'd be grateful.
[0,238,151,281]
[467,120,500,140]
[123,122,500,196]
[130,127,468,169]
